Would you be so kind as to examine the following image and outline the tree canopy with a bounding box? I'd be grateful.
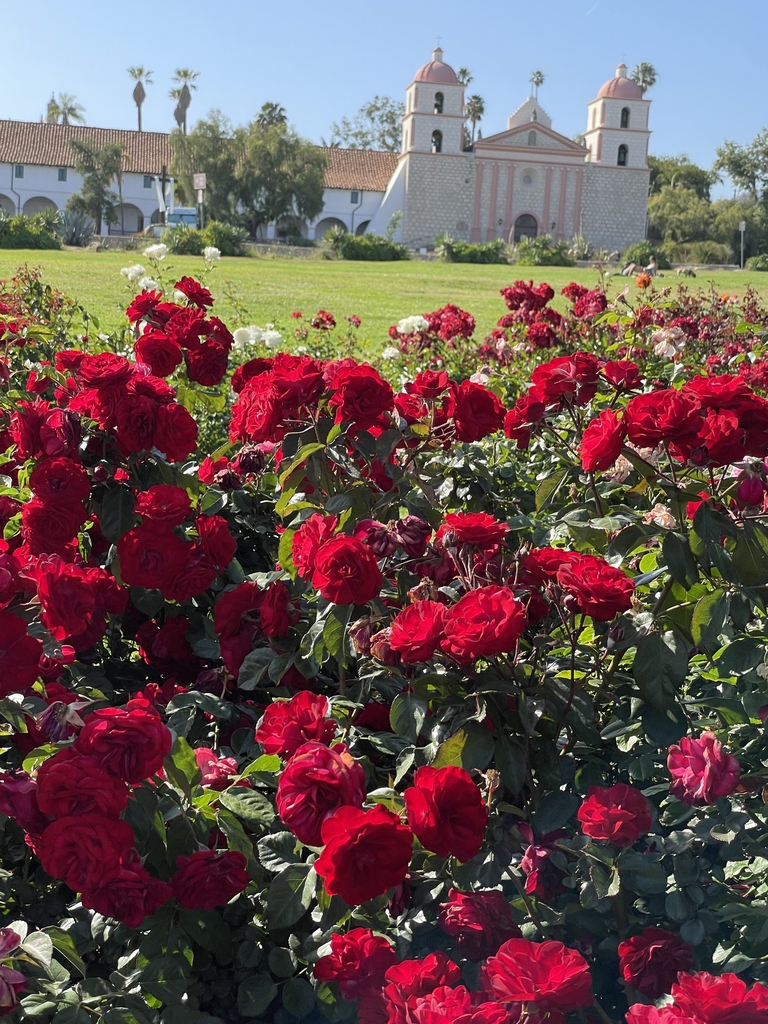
[66,140,125,234]
[714,130,768,202]
[329,96,405,152]
[649,155,718,201]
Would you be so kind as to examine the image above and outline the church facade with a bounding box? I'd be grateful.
[366,49,651,253]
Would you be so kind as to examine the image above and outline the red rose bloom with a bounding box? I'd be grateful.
[315,804,413,905]
[163,544,217,602]
[313,927,398,1004]
[667,731,741,806]
[404,766,488,862]
[441,586,527,663]
[292,514,338,581]
[186,340,230,386]
[174,277,214,308]
[29,457,90,505]
[271,353,326,409]
[626,1007,698,1024]
[603,360,643,390]
[77,352,134,388]
[127,289,162,322]
[402,985,509,1024]
[618,927,695,999]
[557,554,634,621]
[258,580,297,637]
[389,601,447,663]
[115,394,157,453]
[580,409,626,472]
[312,535,383,605]
[0,610,43,693]
[117,523,191,592]
[328,364,394,429]
[0,771,51,836]
[36,748,129,819]
[194,747,239,789]
[154,402,199,463]
[671,970,768,1024]
[531,353,600,407]
[624,389,702,448]
[441,512,509,549]
[408,370,450,399]
[277,741,366,846]
[196,514,236,568]
[438,888,520,960]
[482,937,593,1014]
[74,700,172,784]
[135,484,192,525]
[381,952,463,1024]
[21,497,86,554]
[171,849,249,909]
[447,381,506,442]
[39,813,135,891]
[256,692,337,758]
[231,357,273,393]
[81,850,172,928]
[577,783,652,846]
[36,555,126,648]
[135,331,183,378]
[521,546,578,584]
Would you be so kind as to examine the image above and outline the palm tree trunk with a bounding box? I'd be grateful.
[138,104,142,132]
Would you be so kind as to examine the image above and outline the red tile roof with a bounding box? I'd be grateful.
[0,121,398,192]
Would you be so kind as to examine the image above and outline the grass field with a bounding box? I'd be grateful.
[1,248,767,347]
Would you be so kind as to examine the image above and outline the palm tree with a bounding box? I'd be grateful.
[530,70,545,99]
[256,102,287,130]
[456,67,473,86]
[630,62,658,94]
[47,93,86,126]
[170,69,199,133]
[465,95,485,145]
[128,66,153,131]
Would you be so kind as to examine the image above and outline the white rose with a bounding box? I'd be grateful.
[396,315,429,335]
[203,246,221,262]
[144,243,168,261]
[137,276,159,291]
[233,327,252,350]
[382,346,401,360]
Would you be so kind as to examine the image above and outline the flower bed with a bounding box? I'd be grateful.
[2,263,768,1023]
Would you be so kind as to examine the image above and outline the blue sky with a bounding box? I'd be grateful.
[3,0,765,195]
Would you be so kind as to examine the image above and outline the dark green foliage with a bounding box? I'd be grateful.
[0,212,61,249]
[325,227,410,261]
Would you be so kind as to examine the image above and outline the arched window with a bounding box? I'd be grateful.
[514,214,538,242]
[617,144,628,166]
[621,107,630,128]
[434,92,444,114]
[431,129,443,153]
[528,130,536,146]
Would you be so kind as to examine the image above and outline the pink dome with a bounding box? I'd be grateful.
[414,47,459,85]
[597,64,643,100]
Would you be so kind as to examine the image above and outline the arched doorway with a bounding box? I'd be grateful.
[0,194,15,216]
[314,217,347,239]
[355,220,370,236]
[109,204,144,235]
[23,196,58,216]
[514,214,538,242]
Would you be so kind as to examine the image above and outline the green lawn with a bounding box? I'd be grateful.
[1,248,766,347]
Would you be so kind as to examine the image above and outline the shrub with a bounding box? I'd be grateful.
[325,226,409,261]
[0,212,61,249]
[436,234,509,264]
[663,239,733,264]
[512,233,575,266]
[621,240,672,269]
[56,209,94,247]
[746,252,768,270]
[164,221,249,257]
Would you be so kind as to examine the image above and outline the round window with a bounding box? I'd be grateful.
[522,174,532,186]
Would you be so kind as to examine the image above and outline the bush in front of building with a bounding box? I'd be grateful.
[512,233,575,266]
[165,221,249,257]
[0,212,61,250]
[325,225,410,261]
[436,234,509,264]
[746,253,768,271]
[620,240,672,270]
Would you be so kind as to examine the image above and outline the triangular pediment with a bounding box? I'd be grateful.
[476,122,586,153]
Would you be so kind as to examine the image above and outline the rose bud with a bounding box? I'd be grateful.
[736,469,765,506]
[349,617,373,657]
[370,628,400,667]
[354,519,398,557]
[395,515,432,558]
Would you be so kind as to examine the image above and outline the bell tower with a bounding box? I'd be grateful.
[401,47,466,156]
[583,63,651,169]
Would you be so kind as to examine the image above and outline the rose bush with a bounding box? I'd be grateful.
[3,263,768,1023]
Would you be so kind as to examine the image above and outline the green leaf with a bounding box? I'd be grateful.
[216,808,259,878]
[269,947,296,977]
[218,788,276,829]
[390,692,428,744]
[44,926,86,977]
[100,485,136,542]
[432,721,495,771]
[129,587,165,617]
[690,503,736,573]
[139,954,190,1002]
[257,831,302,873]
[279,443,326,485]
[178,909,233,961]
[535,468,568,511]
[21,929,53,967]
[732,522,768,586]
[51,1010,92,1024]
[243,754,282,776]
[495,734,527,797]
[633,630,688,711]
[163,736,201,798]
[282,977,316,1019]
[266,863,315,930]
[323,605,352,662]
[237,974,278,1017]
[642,704,688,745]
[238,647,277,689]
[663,532,699,589]
[691,591,730,651]
[532,791,580,835]
[278,528,296,579]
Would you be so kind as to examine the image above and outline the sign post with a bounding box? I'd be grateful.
[193,173,207,231]
[740,220,746,270]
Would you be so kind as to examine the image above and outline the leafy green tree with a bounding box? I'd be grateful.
[128,66,153,132]
[714,131,768,202]
[330,96,405,152]
[647,184,712,243]
[529,70,545,99]
[649,155,718,201]
[256,103,287,130]
[630,62,658,94]
[170,112,241,223]
[465,95,485,145]
[46,93,86,125]
[456,67,473,86]
[66,140,125,234]
[710,196,768,260]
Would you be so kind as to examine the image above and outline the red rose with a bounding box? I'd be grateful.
[154,402,199,462]
[557,554,634,621]
[74,700,172,784]
[258,581,297,637]
[441,586,527,664]
[230,374,283,444]
[315,804,413,905]
[447,381,506,442]
[171,849,249,909]
[127,289,162,322]
[328,364,394,429]
[667,731,741,806]
[255,692,337,758]
[165,306,208,348]
[117,523,191,592]
[573,288,607,318]
[579,409,626,472]
[313,927,398,1004]
[36,556,126,648]
[577,783,652,846]
[404,766,488,862]
[271,353,326,409]
[196,514,236,568]
[21,497,86,554]
[231,357,273,394]
[116,394,157,454]
[77,352,134,388]
[671,970,768,1024]
[81,851,172,929]
[135,484,192,525]
[441,512,509,549]
[0,771,51,836]
[312,535,383,605]
[174,277,214,308]
[135,331,183,378]
[521,546,578,584]
[530,353,600,407]
[39,813,135,891]
[186,340,230,386]
[194,748,238,790]
[394,515,432,557]
[400,985,508,1024]
[627,1005,699,1024]
[292,514,338,581]
[603,360,643,390]
[389,601,447,663]
[382,952,463,1024]
[163,544,217,602]
[277,741,366,846]
[0,610,43,693]
[407,370,450,399]
[36,748,129,819]
[213,581,263,677]
[618,927,695,999]
[624,390,702,448]
[482,937,593,1014]
[29,457,90,505]
[438,888,520,960]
